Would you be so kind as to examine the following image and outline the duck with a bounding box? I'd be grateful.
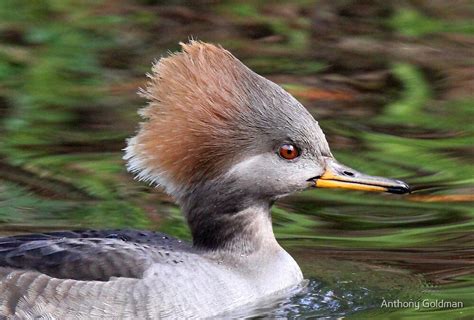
[0,41,410,319]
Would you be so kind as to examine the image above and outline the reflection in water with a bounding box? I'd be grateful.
[0,0,472,318]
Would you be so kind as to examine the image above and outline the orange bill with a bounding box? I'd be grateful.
[313,158,410,194]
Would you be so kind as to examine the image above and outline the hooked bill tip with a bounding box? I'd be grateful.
[386,182,411,194]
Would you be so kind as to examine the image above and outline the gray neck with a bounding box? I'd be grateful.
[180,179,278,254]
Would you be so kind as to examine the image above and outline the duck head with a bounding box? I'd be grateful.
[124,41,409,250]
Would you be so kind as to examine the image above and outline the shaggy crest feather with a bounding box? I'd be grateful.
[124,41,259,194]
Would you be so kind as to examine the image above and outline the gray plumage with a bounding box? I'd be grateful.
[0,223,302,319]
[0,230,192,281]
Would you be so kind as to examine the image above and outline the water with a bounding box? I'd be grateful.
[0,1,472,319]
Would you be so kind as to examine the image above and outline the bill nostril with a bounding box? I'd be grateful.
[343,171,355,177]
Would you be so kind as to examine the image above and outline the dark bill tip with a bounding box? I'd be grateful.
[386,181,411,194]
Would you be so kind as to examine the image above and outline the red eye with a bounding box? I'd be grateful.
[279,144,299,160]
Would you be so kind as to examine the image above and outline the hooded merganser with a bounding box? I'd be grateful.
[0,41,409,318]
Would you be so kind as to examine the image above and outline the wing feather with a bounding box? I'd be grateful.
[0,229,192,281]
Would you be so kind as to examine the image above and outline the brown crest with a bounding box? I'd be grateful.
[124,41,259,193]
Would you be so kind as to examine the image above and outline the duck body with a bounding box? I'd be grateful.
[0,228,302,318]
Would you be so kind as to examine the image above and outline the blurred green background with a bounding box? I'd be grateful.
[0,1,472,318]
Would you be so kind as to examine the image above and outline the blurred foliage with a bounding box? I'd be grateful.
[0,0,472,318]
[390,8,474,37]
